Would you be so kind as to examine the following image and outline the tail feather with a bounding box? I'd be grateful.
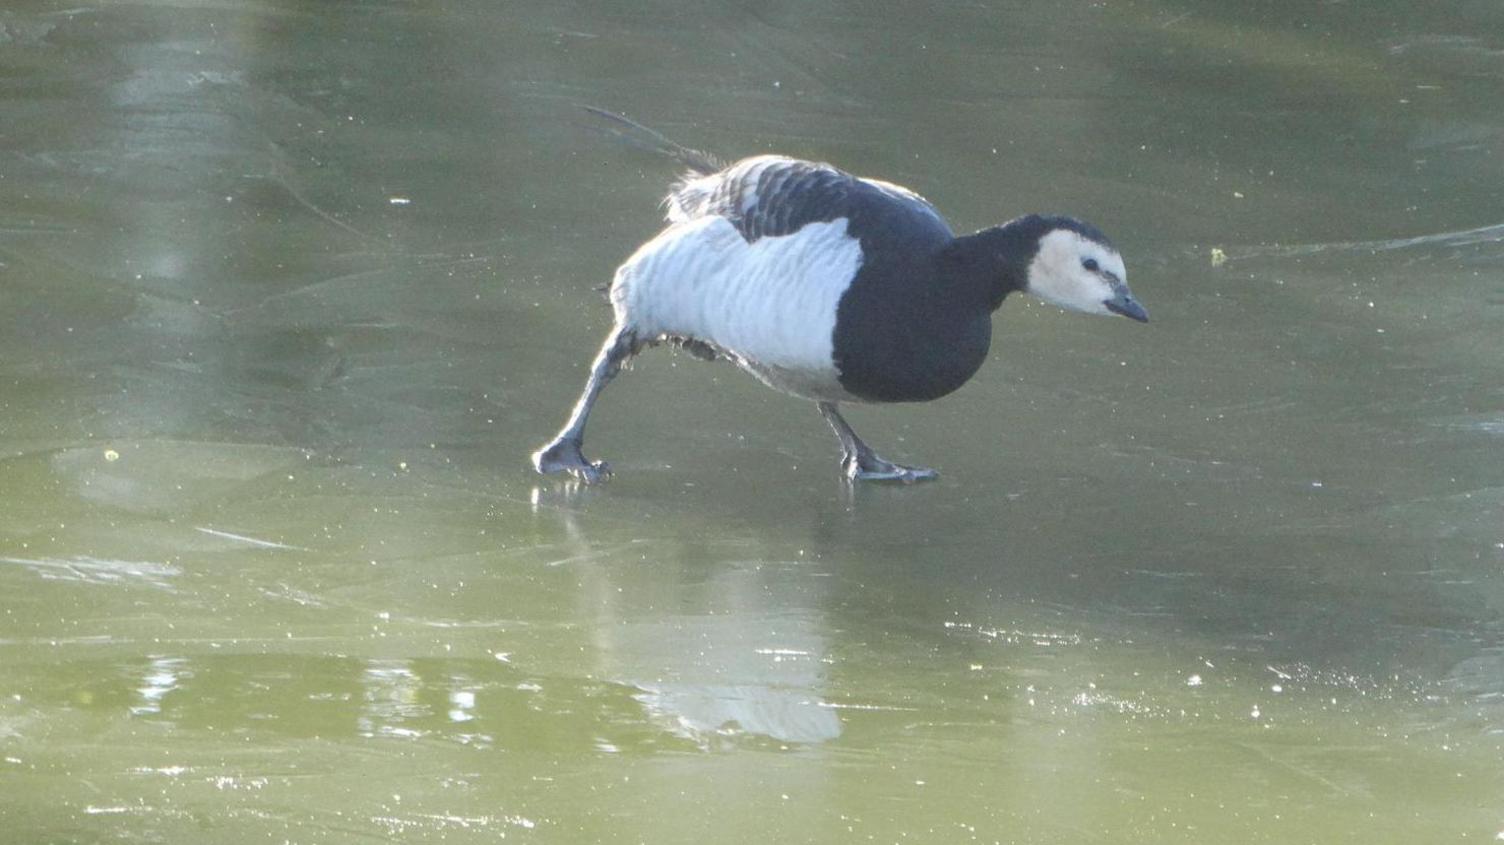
[580,106,723,175]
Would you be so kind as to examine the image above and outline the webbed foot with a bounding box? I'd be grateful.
[532,438,611,484]
[841,453,939,484]
[816,402,939,485]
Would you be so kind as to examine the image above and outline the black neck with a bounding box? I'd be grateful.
[937,215,1057,312]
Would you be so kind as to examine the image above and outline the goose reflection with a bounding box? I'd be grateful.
[543,491,841,745]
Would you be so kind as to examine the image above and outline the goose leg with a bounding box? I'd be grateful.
[532,328,637,483]
[817,402,938,483]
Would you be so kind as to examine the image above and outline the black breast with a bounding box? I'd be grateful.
[833,270,994,403]
[826,174,989,403]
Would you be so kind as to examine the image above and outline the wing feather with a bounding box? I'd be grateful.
[667,156,949,246]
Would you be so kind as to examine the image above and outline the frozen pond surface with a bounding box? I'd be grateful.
[1,1,1502,841]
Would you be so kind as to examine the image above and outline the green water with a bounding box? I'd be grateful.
[2,1,1502,842]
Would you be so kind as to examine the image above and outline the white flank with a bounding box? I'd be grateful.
[613,216,863,400]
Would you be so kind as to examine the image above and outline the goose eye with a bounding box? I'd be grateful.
[1081,257,1100,272]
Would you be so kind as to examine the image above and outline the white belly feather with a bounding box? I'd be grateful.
[612,216,863,400]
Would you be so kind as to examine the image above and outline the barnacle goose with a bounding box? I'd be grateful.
[533,109,1148,484]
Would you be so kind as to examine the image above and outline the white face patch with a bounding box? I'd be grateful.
[1025,229,1126,316]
